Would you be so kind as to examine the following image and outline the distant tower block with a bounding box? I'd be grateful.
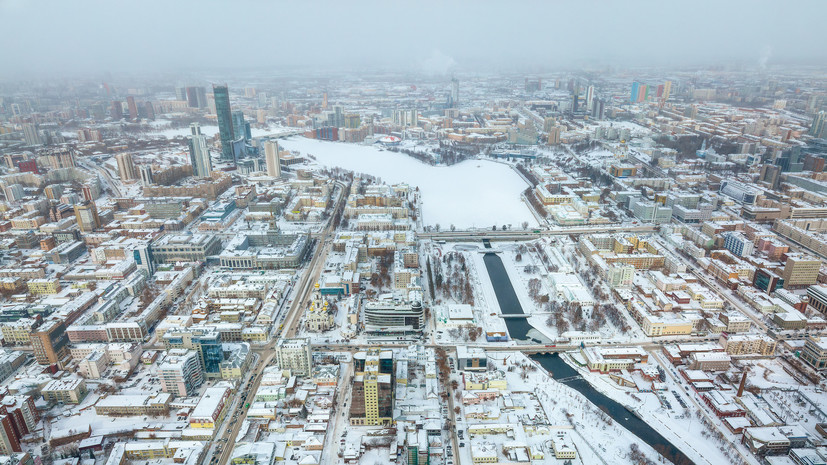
[264,140,281,178]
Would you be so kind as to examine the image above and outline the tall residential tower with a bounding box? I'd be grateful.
[264,140,281,178]
[187,123,212,178]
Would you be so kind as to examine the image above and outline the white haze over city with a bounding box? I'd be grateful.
[279,138,538,229]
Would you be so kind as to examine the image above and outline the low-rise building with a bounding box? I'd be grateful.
[41,378,87,404]
[95,393,171,416]
[688,352,731,371]
[719,334,776,356]
[189,387,230,429]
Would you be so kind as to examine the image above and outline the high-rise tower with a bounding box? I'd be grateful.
[264,140,281,178]
[213,84,235,162]
[115,152,137,181]
[450,78,459,107]
[187,123,212,178]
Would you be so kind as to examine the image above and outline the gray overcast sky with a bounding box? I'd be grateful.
[1,0,824,77]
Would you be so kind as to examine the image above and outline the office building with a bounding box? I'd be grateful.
[189,387,230,429]
[759,164,783,189]
[808,284,827,316]
[610,164,637,178]
[264,140,281,178]
[162,326,223,378]
[781,254,821,289]
[115,153,137,181]
[801,337,827,370]
[187,123,212,178]
[158,349,203,397]
[630,198,672,224]
[132,240,156,275]
[457,346,488,371]
[152,233,221,263]
[274,338,312,376]
[350,348,394,426]
[213,84,235,162]
[232,110,250,143]
[723,232,754,257]
[29,319,70,368]
[607,264,635,288]
[74,201,100,233]
[719,180,759,205]
[753,268,783,294]
[364,299,424,336]
[585,85,595,111]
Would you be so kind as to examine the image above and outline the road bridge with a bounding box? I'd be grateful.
[418,224,658,242]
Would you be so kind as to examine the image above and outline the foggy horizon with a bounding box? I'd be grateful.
[3,0,827,79]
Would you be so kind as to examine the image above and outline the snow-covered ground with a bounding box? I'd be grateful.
[279,137,538,228]
[453,352,668,465]
[564,351,744,465]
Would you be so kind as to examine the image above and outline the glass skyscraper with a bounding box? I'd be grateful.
[232,110,251,142]
[213,84,235,162]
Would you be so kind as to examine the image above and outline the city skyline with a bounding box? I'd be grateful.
[1,0,826,78]
[2,3,827,465]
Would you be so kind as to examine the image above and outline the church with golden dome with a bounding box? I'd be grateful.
[305,283,335,332]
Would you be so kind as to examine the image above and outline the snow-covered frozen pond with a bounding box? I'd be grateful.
[279,138,538,229]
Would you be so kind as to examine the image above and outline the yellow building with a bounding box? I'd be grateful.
[27,278,61,295]
[124,441,180,460]
[350,348,394,426]
[0,319,38,344]
[630,301,693,337]
[720,334,776,356]
[464,371,507,390]
[471,442,499,463]
[782,254,821,289]
[552,435,577,459]
[241,327,267,343]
